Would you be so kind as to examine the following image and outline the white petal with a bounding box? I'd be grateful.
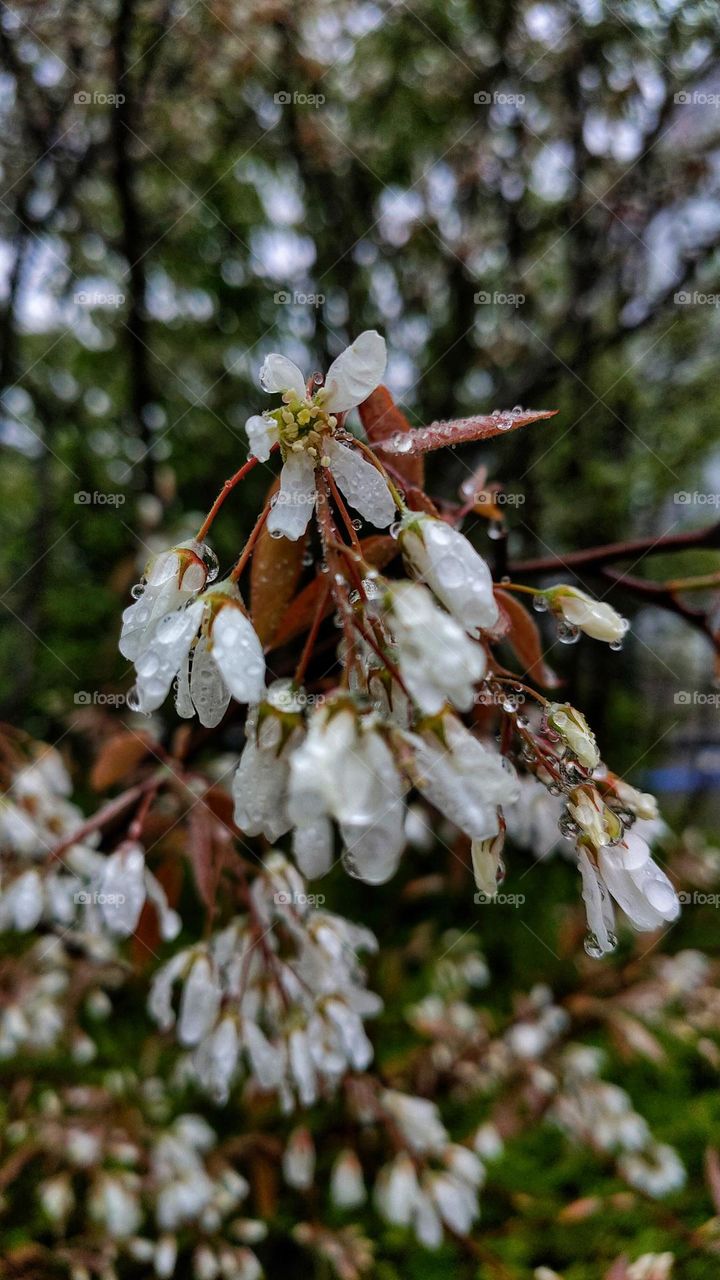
[325,438,395,528]
[134,601,204,713]
[178,956,220,1046]
[211,607,266,704]
[266,453,316,541]
[259,353,306,398]
[323,330,387,412]
[245,414,278,462]
[175,653,194,719]
[292,816,334,878]
[190,635,231,727]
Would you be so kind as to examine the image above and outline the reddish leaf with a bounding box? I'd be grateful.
[250,478,308,647]
[495,589,561,689]
[359,384,424,487]
[188,804,218,911]
[90,731,153,791]
[270,534,398,649]
[378,408,557,455]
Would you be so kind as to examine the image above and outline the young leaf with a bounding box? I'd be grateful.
[251,479,308,647]
[359,384,424,487]
[495,589,561,688]
[90,730,153,791]
[378,408,557,454]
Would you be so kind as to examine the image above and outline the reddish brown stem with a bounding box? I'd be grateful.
[196,452,270,543]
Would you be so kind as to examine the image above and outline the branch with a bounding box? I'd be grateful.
[510,522,720,576]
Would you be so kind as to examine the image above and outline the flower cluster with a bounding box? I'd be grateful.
[148,854,380,1106]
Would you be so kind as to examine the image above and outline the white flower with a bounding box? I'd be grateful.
[381,1090,448,1154]
[246,331,395,540]
[385,581,487,714]
[399,513,499,637]
[579,831,679,956]
[119,541,209,662]
[546,585,629,644]
[131,581,265,720]
[283,1126,315,1190]
[596,831,680,931]
[568,785,623,850]
[88,1171,142,1239]
[375,1152,418,1226]
[232,696,303,842]
[330,1149,366,1208]
[613,779,659,821]
[404,714,519,843]
[288,704,406,884]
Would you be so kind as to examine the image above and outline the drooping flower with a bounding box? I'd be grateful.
[245,331,396,540]
[544,585,629,645]
[384,581,487,714]
[232,684,305,843]
[330,1149,366,1209]
[119,540,210,662]
[398,512,499,637]
[578,829,680,956]
[403,714,519,843]
[129,580,265,721]
[287,702,406,884]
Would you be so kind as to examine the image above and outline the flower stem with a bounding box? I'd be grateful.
[229,500,272,582]
[196,450,273,543]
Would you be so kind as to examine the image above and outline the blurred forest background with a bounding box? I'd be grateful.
[2,1,720,1276]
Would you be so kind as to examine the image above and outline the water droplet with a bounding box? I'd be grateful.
[532,595,549,613]
[270,529,284,540]
[389,521,402,540]
[609,638,623,651]
[557,621,581,645]
[487,521,504,540]
[126,686,141,712]
[130,581,145,600]
[352,518,362,531]
[584,932,604,959]
[201,545,220,582]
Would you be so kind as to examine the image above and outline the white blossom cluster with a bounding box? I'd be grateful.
[550,1046,686,1197]
[13,1085,264,1280]
[148,853,381,1106]
[0,746,179,945]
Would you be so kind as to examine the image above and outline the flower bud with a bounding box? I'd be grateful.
[568,785,623,849]
[547,703,599,770]
[545,586,629,644]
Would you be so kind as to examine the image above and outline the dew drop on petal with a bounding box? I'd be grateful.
[557,622,581,645]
